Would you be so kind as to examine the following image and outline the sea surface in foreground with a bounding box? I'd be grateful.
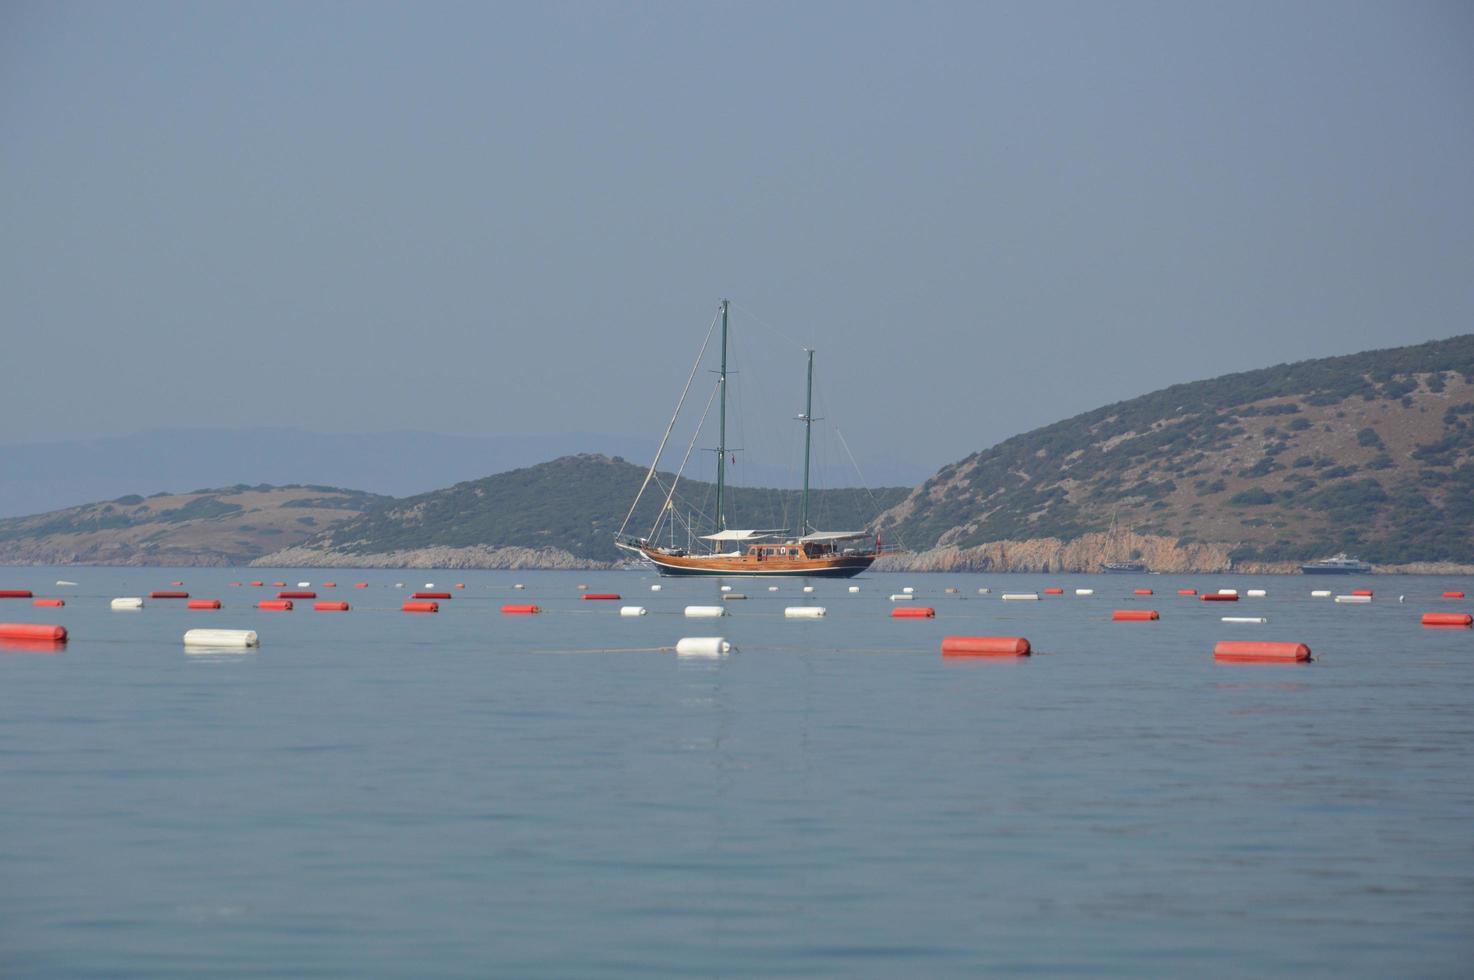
[1,566,1471,977]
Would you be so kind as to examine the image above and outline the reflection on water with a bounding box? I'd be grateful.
[0,637,65,654]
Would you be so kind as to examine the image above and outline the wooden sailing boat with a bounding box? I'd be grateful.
[614,300,882,578]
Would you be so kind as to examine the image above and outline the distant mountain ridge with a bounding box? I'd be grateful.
[877,333,1474,571]
[0,427,934,520]
[6,335,1473,571]
[0,428,662,519]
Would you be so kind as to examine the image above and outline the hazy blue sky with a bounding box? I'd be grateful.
[3,0,1471,478]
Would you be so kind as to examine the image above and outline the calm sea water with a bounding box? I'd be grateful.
[1,566,1471,977]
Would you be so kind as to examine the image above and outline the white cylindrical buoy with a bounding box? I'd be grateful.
[889,594,914,601]
[902,586,915,594]
[722,593,747,601]
[767,585,779,592]
[977,588,991,595]
[720,585,732,592]
[785,606,826,618]
[1222,616,1268,624]
[183,628,258,648]
[297,582,311,588]
[1246,589,1267,597]
[515,583,527,590]
[802,586,814,593]
[676,636,731,657]
[1217,589,1238,596]
[56,580,78,587]
[684,605,727,618]
[848,585,860,593]
[111,597,144,610]
[424,583,434,589]
[1311,589,1331,598]
[1335,594,1372,604]
[620,606,648,617]
[1075,588,1094,596]
[1002,593,1040,601]
[649,584,661,591]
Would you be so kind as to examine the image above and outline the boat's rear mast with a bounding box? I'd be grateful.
[713,298,729,538]
[798,347,817,538]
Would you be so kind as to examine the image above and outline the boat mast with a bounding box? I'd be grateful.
[799,348,815,537]
[714,299,729,534]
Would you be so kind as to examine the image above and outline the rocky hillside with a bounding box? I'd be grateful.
[0,485,388,566]
[877,334,1474,572]
[258,454,908,568]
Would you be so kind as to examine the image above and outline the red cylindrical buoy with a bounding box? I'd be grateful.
[892,606,936,618]
[170,581,184,586]
[1213,641,1311,663]
[150,591,189,599]
[582,593,622,601]
[278,591,316,599]
[1113,609,1160,621]
[941,636,1030,657]
[1442,591,1465,599]
[1352,589,1373,597]
[0,590,35,598]
[501,604,541,615]
[403,601,439,613]
[249,581,265,587]
[1422,612,1472,627]
[258,599,293,611]
[0,623,67,642]
[272,581,287,587]
[1043,587,1064,595]
[33,598,65,607]
[1134,588,1153,596]
[413,591,452,599]
[354,583,369,589]
[454,583,466,590]
[1201,594,1239,602]
[314,601,350,612]
[187,599,221,610]
[1177,588,1198,596]
[229,582,242,587]
[321,582,337,589]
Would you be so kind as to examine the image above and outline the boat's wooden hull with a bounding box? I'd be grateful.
[637,547,874,578]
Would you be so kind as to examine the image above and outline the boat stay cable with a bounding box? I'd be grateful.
[647,379,720,543]
[616,310,719,540]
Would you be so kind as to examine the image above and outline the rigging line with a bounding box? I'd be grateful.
[648,379,720,542]
[832,424,893,538]
[649,472,712,541]
[728,301,808,353]
[617,309,720,539]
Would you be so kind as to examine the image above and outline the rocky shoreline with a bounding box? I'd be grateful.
[249,544,610,570]
[7,534,1471,575]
